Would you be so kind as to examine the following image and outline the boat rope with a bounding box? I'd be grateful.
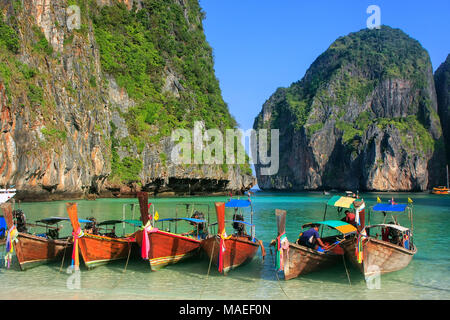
[342,255,352,286]
[199,237,216,300]
[109,241,133,291]
[269,244,290,300]
[122,241,132,273]
[59,237,71,273]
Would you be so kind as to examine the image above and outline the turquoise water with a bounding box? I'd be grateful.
[0,191,449,300]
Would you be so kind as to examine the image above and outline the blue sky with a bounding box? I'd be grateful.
[199,0,450,132]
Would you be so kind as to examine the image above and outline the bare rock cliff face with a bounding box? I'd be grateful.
[254,27,445,191]
[0,0,254,200]
[435,54,450,164]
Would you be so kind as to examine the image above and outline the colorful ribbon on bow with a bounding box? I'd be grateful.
[275,232,289,271]
[4,226,18,268]
[71,227,83,269]
[355,232,366,264]
[141,222,158,260]
[217,229,229,273]
[355,202,365,226]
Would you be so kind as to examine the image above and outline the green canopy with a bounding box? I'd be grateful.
[327,196,356,209]
[302,220,357,235]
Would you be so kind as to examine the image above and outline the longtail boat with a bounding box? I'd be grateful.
[431,186,449,195]
[341,200,417,278]
[135,192,209,271]
[1,203,88,270]
[272,208,357,280]
[66,202,138,269]
[431,165,450,194]
[0,188,16,205]
[201,198,265,275]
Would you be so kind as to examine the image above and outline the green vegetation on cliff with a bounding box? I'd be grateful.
[0,16,19,54]
[55,0,250,183]
[255,26,440,158]
[435,55,450,164]
[91,0,236,133]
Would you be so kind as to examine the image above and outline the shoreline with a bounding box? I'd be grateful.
[10,188,437,203]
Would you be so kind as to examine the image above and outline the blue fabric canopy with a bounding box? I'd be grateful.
[225,199,251,208]
[0,216,6,237]
[372,203,407,212]
[157,217,206,223]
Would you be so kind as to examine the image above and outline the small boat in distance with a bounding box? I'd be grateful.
[431,186,449,194]
[0,188,16,205]
[66,203,139,269]
[431,165,450,194]
[201,198,265,275]
[135,192,209,271]
[341,200,417,278]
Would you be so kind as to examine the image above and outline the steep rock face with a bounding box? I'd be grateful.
[254,26,445,191]
[0,0,254,200]
[435,54,450,164]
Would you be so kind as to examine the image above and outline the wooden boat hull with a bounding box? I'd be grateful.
[76,234,135,269]
[135,230,201,271]
[14,233,71,270]
[201,235,260,274]
[432,190,449,194]
[342,237,416,277]
[66,202,137,269]
[283,241,344,280]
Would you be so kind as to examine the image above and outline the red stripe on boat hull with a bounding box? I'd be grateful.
[201,235,260,274]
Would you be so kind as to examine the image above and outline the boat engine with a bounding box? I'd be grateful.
[47,228,59,239]
[85,217,99,234]
[12,209,27,233]
[191,211,207,234]
[232,213,246,236]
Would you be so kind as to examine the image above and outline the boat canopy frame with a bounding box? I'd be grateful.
[302,220,357,237]
[153,203,211,239]
[369,202,414,236]
[208,197,255,240]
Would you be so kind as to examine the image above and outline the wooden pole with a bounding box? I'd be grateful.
[275,209,286,237]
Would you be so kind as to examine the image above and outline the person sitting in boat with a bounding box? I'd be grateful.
[182,211,208,239]
[47,227,61,240]
[232,212,247,237]
[84,217,99,235]
[297,224,328,251]
[13,209,27,233]
[104,225,117,238]
[341,210,357,227]
[382,222,402,246]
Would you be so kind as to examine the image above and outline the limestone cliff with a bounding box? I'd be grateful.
[435,54,450,164]
[0,0,254,200]
[254,26,445,191]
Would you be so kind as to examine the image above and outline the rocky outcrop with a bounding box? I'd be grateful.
[0,0,254,201]
[435,54,450,164]
[254,26,445,191]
